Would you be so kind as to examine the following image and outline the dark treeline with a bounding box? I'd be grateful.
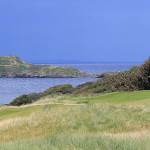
[10,57,150,106]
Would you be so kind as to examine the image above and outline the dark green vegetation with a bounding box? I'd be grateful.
[0,56,90,78]
[74,58,150,94]
[97,71,119,78]
[10,57,150,106]
[9,95,32,106]
[10,84,75,106]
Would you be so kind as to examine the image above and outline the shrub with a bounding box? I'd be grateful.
[10,95,32,106]
[9,85,74,106]
[43,84,74,95]
[74,57,150,94]
[27,93,43,102]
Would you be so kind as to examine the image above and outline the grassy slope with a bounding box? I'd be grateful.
[1,91,150,149]
[0,104,65,121]
[35,90,150,105]
[77,90,150,104]
[0,105,43,121]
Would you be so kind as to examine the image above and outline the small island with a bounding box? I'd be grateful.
[0,56,92,78]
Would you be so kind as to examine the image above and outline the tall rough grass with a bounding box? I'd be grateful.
[0,134,150,150]
[0,103,150,148]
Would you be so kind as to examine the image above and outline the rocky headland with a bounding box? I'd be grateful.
[0,56,94,78]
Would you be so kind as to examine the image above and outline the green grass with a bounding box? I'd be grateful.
[1,90,150,149]
[36,90,150,105]
[0,105,43,121]
[0,104,65,121]
[1,134,150,150]
[75,90,150,104]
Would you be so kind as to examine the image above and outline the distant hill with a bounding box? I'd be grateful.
[0,56,91,78]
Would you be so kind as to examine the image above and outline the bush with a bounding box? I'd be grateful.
[27,93,43,102]
[10,95,32,106]
[9,85,74,106]
[43,84,74,95]
[75,57,150,94]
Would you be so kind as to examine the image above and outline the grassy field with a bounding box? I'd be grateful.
[77,90,150,104]
[1,90,150,149]
[35,90,150,105]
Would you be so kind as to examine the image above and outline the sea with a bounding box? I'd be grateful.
[0,63,140,104]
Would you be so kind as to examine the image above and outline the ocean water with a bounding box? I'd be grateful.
[0,63,140,104]
[53,63,140,74]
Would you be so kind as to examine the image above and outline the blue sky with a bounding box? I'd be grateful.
[0,0,150,63]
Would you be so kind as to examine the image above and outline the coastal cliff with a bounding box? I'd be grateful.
[0,56,91,78]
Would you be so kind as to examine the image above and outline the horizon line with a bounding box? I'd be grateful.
[33,61,142,65]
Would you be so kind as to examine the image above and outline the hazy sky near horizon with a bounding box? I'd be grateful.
[0,0,150,63]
